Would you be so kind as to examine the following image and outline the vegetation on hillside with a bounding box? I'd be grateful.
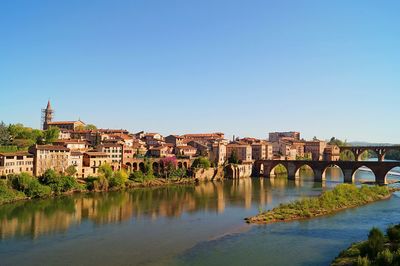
[0,122,60,151]
[192,157,211,170]
[246,184,391,224]
[332,224,400,266]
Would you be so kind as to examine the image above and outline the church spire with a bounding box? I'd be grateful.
[46,100,52,110]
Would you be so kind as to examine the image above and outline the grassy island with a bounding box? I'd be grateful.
[245,184,391,224]
[332,224,400,266]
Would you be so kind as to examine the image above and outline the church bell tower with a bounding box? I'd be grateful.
[41,100,54,130]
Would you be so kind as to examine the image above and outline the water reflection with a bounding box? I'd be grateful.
[0,166,381,240]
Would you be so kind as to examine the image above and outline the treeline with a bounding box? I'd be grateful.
[0,122,60,151]
[0,170,82,204]
[332,224,400,266]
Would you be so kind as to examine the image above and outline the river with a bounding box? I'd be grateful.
[1,167,400,266]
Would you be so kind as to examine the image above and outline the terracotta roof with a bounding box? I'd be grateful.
[0,151,33,157]
[53,140,88,144]
[35,145,70,151]
[176,145,196,150]
[183,133,224,138]
[227,141,250,147]
[149,146,168,150]
[99,143,122,148]
[48,121,83,125]
[84,151,108,157]
[70,151,83,156]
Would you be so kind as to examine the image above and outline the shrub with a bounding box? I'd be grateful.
[109,170,128,189]
[0,180,26,204]
[192,157,211,170]
[169,168,187,179]
[86,176,109,191]
[65,165,77,176]
[10,173,51,198]
[129,171,145,181]
[356,256,370,266]
[129,170,154,182]
[375,249,393,266]
[98,164,113,179]
[387,225,400,242]
[367,227,385,259]
[25,179,51,198]
[40,169,80,193]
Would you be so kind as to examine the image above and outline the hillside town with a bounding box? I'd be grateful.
[0,101,341,179]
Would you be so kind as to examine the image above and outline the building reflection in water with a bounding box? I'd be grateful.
[0,168,343,240]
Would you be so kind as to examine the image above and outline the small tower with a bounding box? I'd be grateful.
[41,100,54,130]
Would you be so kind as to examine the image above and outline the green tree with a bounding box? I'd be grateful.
[228,151,239,164]
[192,157,211,169]
[65,165,77,177]
[109,170,128,188]
[0,121,10,145]
[143,158,154,177]
[43,127,60,144]
[98,163,113,179]
[85,124,97,130]
[387,225,400,242]
[328,137,347,147]
[367,227,385,259]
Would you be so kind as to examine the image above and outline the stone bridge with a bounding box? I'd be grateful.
[339,145,400,162]
[254,160,400,184]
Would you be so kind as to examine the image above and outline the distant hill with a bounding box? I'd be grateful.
[348,141,397,146]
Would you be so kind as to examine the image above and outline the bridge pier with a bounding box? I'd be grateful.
[314,169,323,182]
[343,169,354,183]
[287,162,297,180]
[374,169,387,185]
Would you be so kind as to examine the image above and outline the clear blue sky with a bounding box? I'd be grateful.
[0,0,399,143]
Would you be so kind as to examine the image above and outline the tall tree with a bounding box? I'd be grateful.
[43,127,60,144]
[0,121,10,145]
[85,124,97,130]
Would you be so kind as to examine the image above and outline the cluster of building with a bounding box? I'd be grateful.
[0,102,341,178]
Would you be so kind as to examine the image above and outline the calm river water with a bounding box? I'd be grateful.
[1,167,400,266]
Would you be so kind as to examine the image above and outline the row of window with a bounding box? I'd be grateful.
[1,167,33,174]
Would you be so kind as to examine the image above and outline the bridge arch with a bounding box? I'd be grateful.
[295,163,315,180]
[383,149,400,162]
[270,163,288,178]
[357,149,379,162]
[352,165,376,183]
[126,162,132,172]
[259,163,264,176]
[384,166,400,183]
[139,162,145,172]
[322,164,344,182]
[132,162,138,171]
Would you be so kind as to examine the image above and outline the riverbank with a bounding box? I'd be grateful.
[245,184,392,224]
[0,176,195,206]
[332,223,400,266]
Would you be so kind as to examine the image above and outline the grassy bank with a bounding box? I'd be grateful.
[332,224,400,266]
[245,184,391,224]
